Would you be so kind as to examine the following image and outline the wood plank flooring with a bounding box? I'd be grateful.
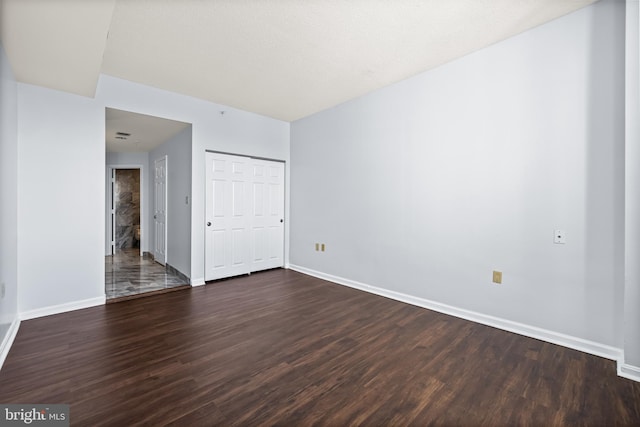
[1,269,639,426]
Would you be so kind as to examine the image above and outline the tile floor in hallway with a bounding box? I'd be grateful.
[105,248,189,299]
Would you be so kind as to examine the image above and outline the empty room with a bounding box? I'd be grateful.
[1,0,640,425]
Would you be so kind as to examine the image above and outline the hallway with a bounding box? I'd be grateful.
[105,248,189,300]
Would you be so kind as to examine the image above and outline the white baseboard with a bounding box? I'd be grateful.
[191,277,206,287]
[20,296,106,321]
[618,362,640,382]
[0,319,20,371]
[288,264,624,363]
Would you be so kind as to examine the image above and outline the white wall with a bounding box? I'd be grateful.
[17,84,106,313]
[290,0,625,348]
[14,75,289,313]
[105,151,150,254]
[0,43,18,336]
[149,126,192,278]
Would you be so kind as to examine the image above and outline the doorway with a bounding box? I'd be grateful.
[113,168,141,255]
[105,108,192,301]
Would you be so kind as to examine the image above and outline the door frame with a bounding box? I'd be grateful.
[106,164,145,257]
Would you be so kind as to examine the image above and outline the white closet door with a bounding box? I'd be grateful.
[205,152,285,281]
[205,153,252,281]
[251,159,285,272]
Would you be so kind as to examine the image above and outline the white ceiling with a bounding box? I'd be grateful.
[1,0,596,122]
[106,108,190,153]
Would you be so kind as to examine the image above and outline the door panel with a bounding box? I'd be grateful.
[232,181,244,215]
[205,153,251,280]
[253,226,266,263]
[268,226,281,261]
[253,182,264,215]
[212,230,225,268]
[213,180,225,217]
[232,229,246,265]
[154,157,167,265]
[251,159,284,272]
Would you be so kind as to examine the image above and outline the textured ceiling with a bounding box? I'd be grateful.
[1,0,596,122]
[0,0,115,97]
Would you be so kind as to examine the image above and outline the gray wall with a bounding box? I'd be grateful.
[290,1,625,348]
[0,43,18,342]
[149,126,192,278]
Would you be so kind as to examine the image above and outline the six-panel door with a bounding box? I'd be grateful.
[251,160,285,272]
[205,152,284,281]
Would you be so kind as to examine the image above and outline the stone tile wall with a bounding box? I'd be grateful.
[115,169,140,249]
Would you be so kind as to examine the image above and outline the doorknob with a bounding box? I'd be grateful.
[207,222,212,226]
[280,219,283,223]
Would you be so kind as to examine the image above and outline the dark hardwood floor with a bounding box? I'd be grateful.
[1,269,639,426]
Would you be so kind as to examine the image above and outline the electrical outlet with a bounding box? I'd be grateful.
[492,271,502,284]
[321,243,325,252]
[315,243,319,251]
[554,230,566,244]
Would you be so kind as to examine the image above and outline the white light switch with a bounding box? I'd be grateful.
[554,230,566,244]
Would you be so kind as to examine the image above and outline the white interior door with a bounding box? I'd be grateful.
[205,153,252,280]
[154,156,167,265]
[251,159,285,272]
[110,168,116,256]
